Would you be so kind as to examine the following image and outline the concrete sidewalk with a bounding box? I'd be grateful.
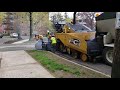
[0,50,54,78]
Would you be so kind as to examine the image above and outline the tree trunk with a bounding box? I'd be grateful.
[111,30,120,78]
[17,26,22,40]
[29,12,33,41]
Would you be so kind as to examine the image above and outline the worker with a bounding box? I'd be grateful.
[35,34,39,41]
[39,35,43,40]
[42,35,49,50]
[50,34,57,53]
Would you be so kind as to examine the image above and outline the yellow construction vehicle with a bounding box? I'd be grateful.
[55,12,96,62]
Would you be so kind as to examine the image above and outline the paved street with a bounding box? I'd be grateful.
[0,41,36,52]
[0,36,36,52]
[0,42,36,52]
[0,50,54,78]
[0,36,29,45]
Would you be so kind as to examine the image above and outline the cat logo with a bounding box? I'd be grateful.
[69,39,80,46]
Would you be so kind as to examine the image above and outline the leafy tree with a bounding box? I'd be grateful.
[48,20,55,32]
[50,12,64,23]
[77,12,96,29]
[32,12,49,34]
[64,12,68,19]
[0,12,6,24]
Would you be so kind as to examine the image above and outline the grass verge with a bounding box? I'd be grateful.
[26,50,109,78]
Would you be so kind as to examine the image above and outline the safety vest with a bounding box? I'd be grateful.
[51,37,56,44]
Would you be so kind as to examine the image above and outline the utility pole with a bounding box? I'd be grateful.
[73,12,76,24]
[29,12,33,41]
[111,12,120,78]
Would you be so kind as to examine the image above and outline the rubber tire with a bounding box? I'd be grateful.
[80,53,88,62]
[102,47,113,66]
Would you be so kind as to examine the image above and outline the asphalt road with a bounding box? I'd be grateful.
[0,40,36,52]
[0,36,29,45]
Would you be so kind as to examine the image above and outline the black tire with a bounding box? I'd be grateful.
[102,47,113,66]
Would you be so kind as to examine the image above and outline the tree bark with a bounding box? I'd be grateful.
[111,30,120,78]
[17,25,22,40]
[14,13,22,40]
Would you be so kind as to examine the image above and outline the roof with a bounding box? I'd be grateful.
[96,12,116,21]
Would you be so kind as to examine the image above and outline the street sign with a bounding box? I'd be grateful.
[115,12,120,30]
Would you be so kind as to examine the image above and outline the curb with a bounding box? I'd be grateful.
[48,51,111,78]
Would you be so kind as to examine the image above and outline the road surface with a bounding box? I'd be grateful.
[0,36,29,45]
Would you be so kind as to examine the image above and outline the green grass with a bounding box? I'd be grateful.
[27,50,81,76]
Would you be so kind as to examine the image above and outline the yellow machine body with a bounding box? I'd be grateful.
[55,32,95,54]
[55,24,95,55]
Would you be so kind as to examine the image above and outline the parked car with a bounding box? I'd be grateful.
[10,33,18,38]
[0,33,3,38]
